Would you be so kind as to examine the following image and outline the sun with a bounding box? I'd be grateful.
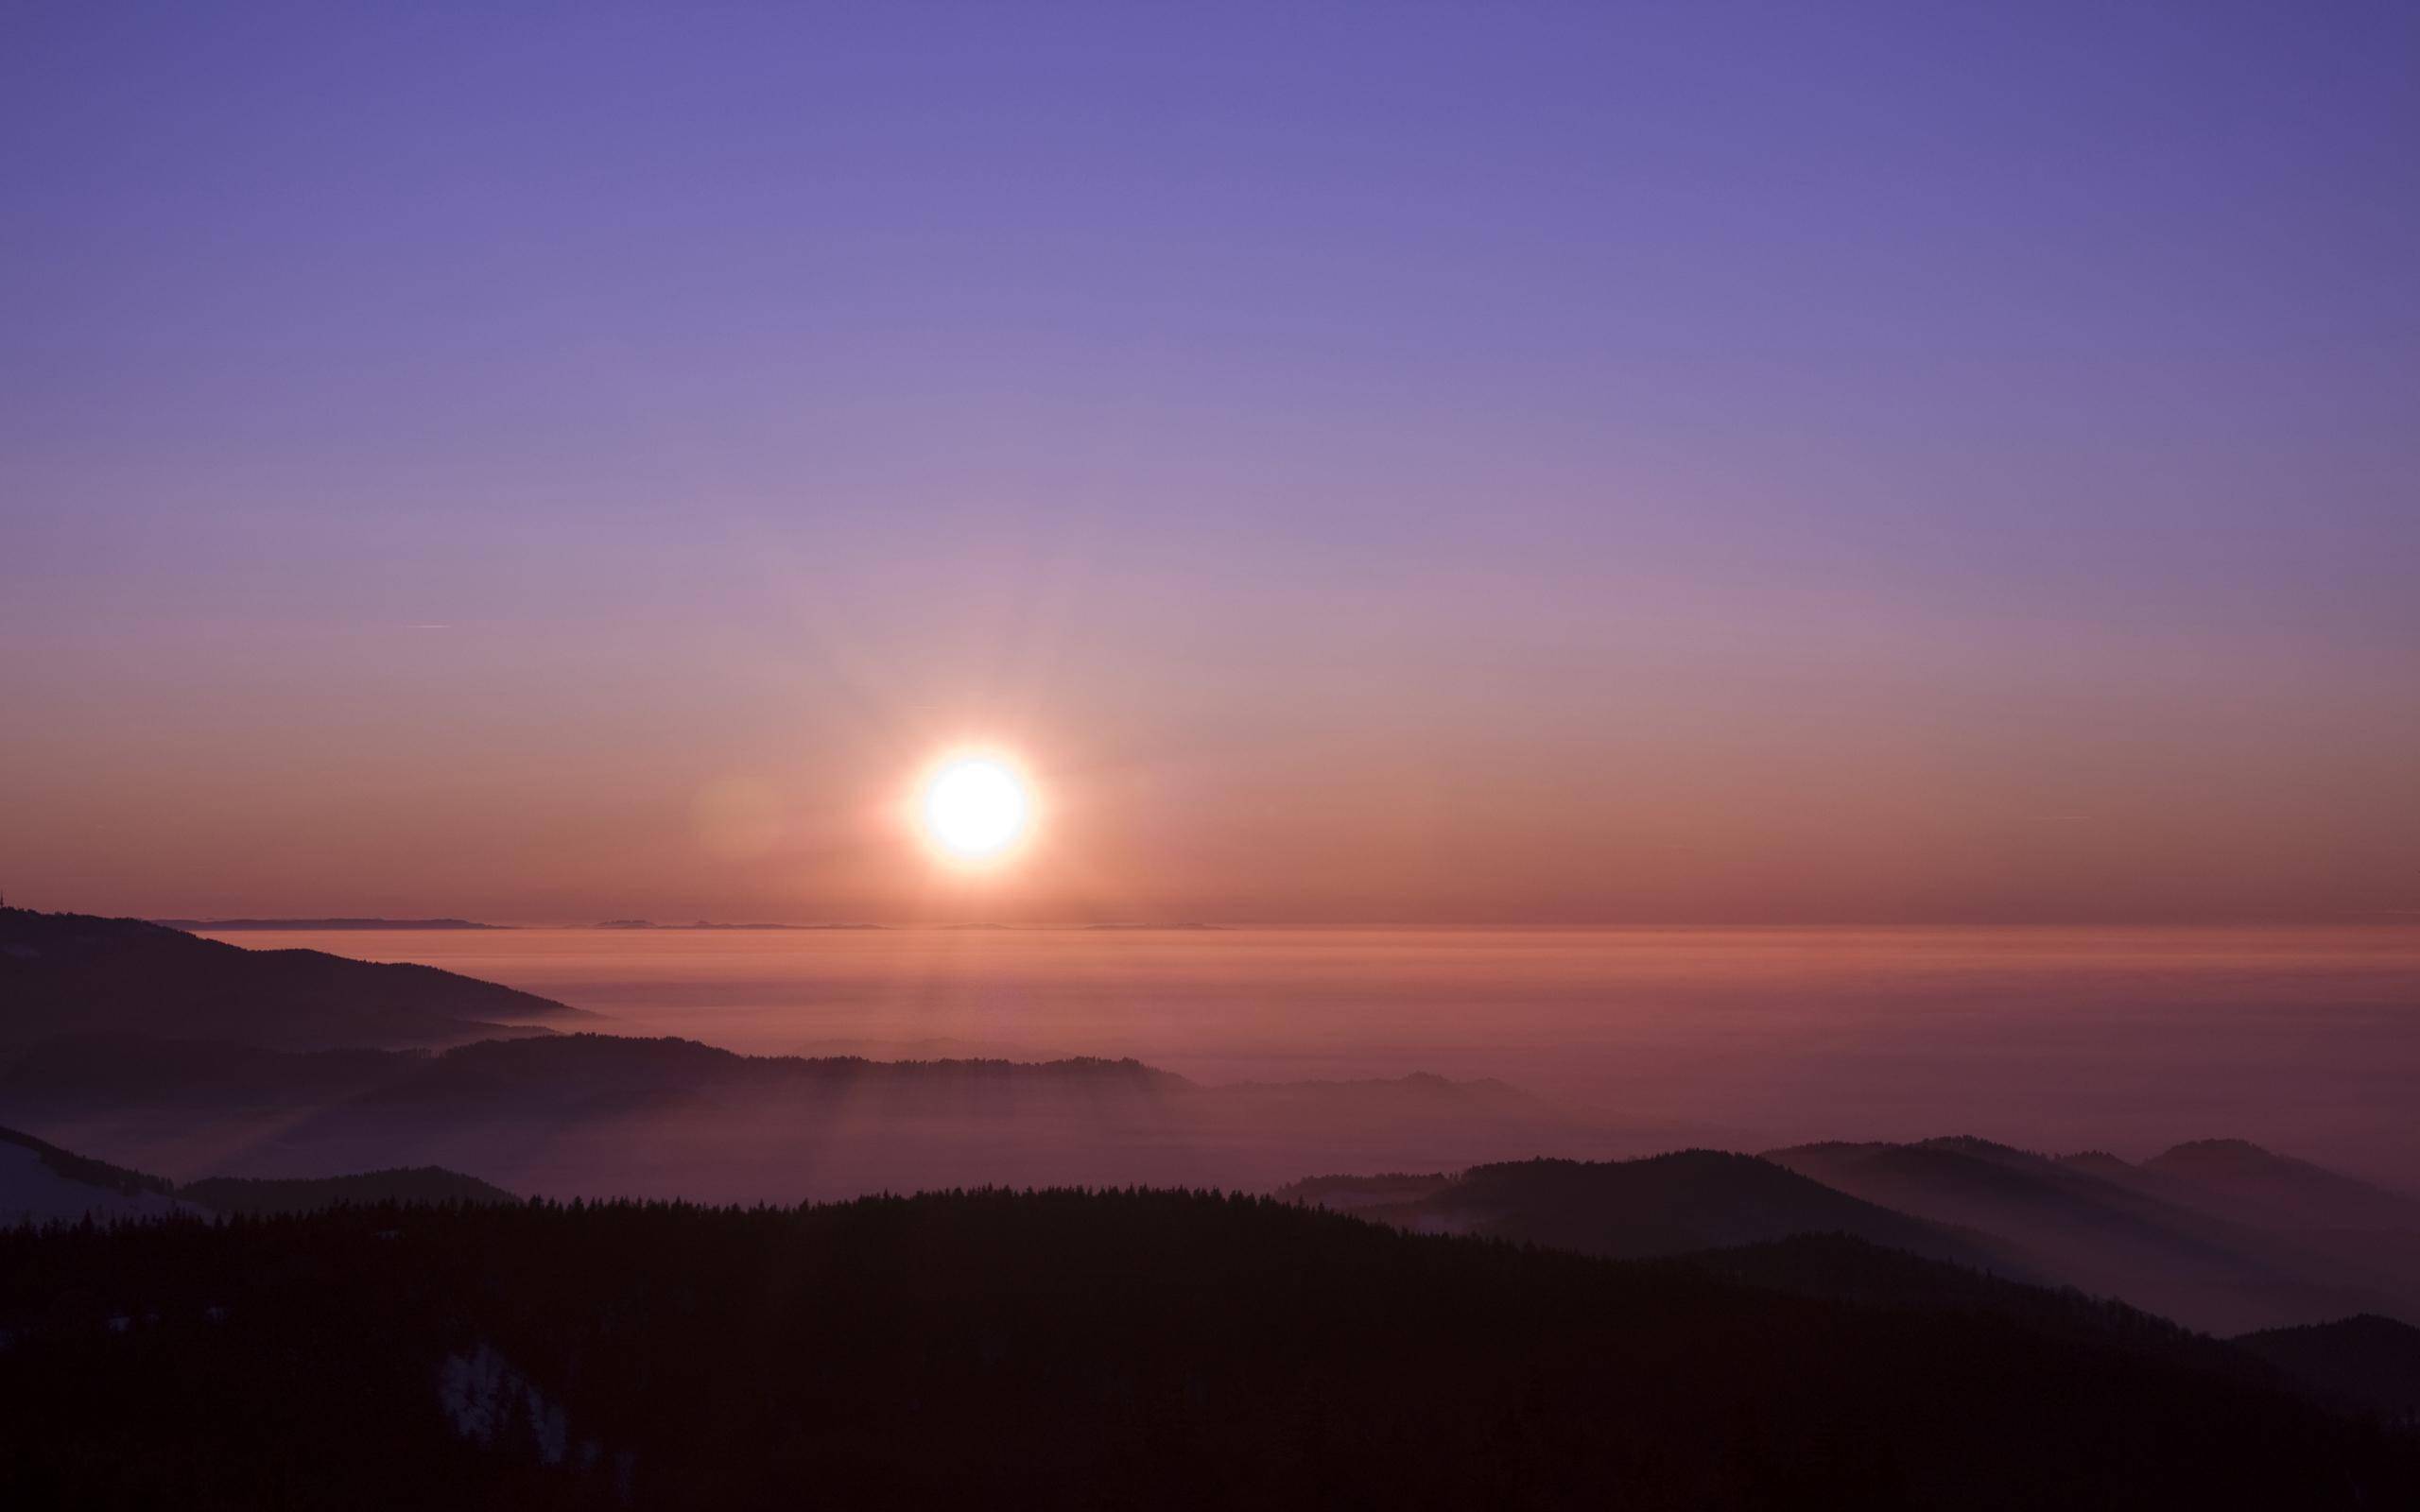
[919,754,1032,861]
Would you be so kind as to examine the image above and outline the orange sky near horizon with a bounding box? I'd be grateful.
[9,549,2415,926]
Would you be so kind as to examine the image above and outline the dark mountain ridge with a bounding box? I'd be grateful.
[1,908,592,1051]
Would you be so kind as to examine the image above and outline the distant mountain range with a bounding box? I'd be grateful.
[152,915,1225,931]
[592,919,1224,931]
[11,906,2420,1347]
[2,908,596,1050]
[1,911,1581,1200]
[151,918,506,931]
[592,919,888,930]
[0,1029,1587,1202]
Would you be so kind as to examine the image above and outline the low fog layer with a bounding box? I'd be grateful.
[1,1032,1624,1203]
[193,924,2420,1188]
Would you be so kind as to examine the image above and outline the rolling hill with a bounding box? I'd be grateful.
[1281,1152,2015,1273]
[2235,1314,2420,1427]
[1765,1136,2420,1333]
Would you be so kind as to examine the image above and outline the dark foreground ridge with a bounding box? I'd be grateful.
[2,1190,2412,1510]
[2235,1315,2420,1427]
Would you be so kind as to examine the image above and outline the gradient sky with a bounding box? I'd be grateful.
[5,2,2416,923]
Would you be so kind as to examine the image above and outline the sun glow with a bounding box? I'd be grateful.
[919,754,1032,861]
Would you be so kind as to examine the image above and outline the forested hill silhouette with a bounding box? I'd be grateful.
[3,1191,2413,1508]
[1280,1153,2017,1275]
[0,908,593,1051]
[1766,1136,2420,1333]
[1668,1233,2420,1435]
[2235,1315,2420,1427]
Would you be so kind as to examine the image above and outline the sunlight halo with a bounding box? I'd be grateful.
[917,753,1032,863]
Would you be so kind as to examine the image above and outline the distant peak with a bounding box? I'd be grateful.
[1914,1135,2049,1161]
[2058,1150,2137,1172]
[2158,1138,2276,1160]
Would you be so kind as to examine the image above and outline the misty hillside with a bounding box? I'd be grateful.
[1766,1136,2420,1334]
[0,1031,1597,1202]
[377,1033,1198,1104]
[1280,1153,2015,1274]
[4,1191,2414,1509]
[0,909,593,1051]
[2129,1140,2420,1230]
[1,1033,424,1108]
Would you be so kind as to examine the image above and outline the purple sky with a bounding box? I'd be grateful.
[5,3,2416,922]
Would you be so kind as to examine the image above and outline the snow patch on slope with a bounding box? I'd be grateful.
[440,1341,632,1495]
[0,1143,192,1226]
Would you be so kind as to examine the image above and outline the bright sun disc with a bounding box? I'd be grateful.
[922,757,1029,858]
